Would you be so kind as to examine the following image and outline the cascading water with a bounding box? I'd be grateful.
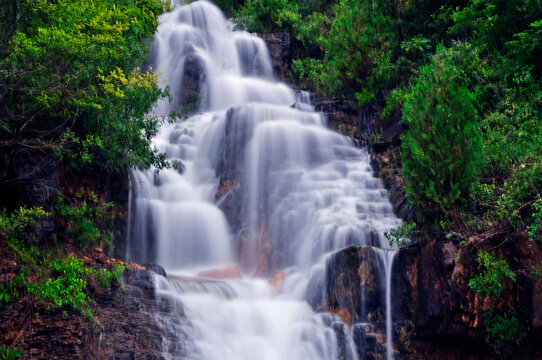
[128,1,402,359]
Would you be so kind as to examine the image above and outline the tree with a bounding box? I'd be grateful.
[0,0,170,178]
[401,44,483,220]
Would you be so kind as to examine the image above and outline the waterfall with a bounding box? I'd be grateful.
[128,1,402,359]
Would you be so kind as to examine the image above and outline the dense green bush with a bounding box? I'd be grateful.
[326,0,396,103]
[401,44,482,219]
[469,250,516,297]
[29,256,93,319]
[483,308,528,352]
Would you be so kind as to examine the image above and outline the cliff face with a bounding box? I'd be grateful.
[322,239,542,360]
[0,255,185,360]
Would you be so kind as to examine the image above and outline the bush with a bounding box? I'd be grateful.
[469,250,516,297]
[28,255,93,319]
[401,44,483,220]
[325,0,396,103]
[484,307,528,352]
[384,222,417,248]
[94,265,125,290]
[55,190,114,248]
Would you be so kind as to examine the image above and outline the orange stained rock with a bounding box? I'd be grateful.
[198,265,242,280]
[333,308,352,326]
[269,271,286,295]
[129,262,146,271]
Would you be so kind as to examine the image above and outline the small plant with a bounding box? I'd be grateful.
[0,272,27,307]
[28,256,93,320]
[0,207,50,246]
[384,222,417,248]
[469,250,516,297]
[0,345,22,360]
[484,307,528,352]
[55,190,114,248]
[94,265,125,290]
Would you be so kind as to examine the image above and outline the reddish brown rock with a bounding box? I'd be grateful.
[269,271,286,295]
[198,265,242,280]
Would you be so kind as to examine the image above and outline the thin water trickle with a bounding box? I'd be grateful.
[128,1,402,359]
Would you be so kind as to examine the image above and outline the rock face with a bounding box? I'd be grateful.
[0,267,188,360]
[325,240,542,360]
[181,53,207,111]
[314,99,374,144]
[326,246,386,327]
[58,166,130,260]
[215,106,250,262]
[258,32,296,77]
[325,246,390,360]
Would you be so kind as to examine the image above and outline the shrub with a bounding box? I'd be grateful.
[384,222,417,248]
[55,190,114,248]
[484,307,528,352]
[326,0,396,103]
[401,44,483,220]
[469,250,516,297]
[28,255,93,319]
[94,265,125,290]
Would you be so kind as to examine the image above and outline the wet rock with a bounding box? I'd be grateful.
[181,53,207,111]
[326,246,385,326]
[370,148,414,222]
[314,99,373,142]
[258,32,295,77]
[333,321,356,360]
[0,267,188,360]
[143,263,167,277]
[198,265,242,280]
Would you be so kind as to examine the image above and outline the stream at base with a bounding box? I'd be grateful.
[127,1,402,359]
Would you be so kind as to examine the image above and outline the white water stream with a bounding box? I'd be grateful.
[128,1,401,359]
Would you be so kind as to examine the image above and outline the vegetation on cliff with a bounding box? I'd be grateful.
[0,0,170,356]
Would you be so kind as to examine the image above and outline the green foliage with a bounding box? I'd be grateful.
[94,265,125,290]
[28,255,93,319]
[55,190,114,248]
[0,345,22,360]
[483,307,528,352]
[0,272,27,307]
[234,0,298,32]
[0,0,170,174]
[0,207,50,265]
[468,250,516,297]
[529,199,542,242]
[384,222,417,248]
[326,0,396,103]
[401,44,483,219]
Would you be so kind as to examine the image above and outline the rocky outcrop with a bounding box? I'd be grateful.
[0,265,187,360]
[314,99,373,144]
[181,53,207,111]
[258,32,298,77]
[326,246,387,327]
[370,148,413,223]
[325,239,542,360]
[324,246,391,360]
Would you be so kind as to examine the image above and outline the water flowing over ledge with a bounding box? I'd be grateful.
[127,1,402,359]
